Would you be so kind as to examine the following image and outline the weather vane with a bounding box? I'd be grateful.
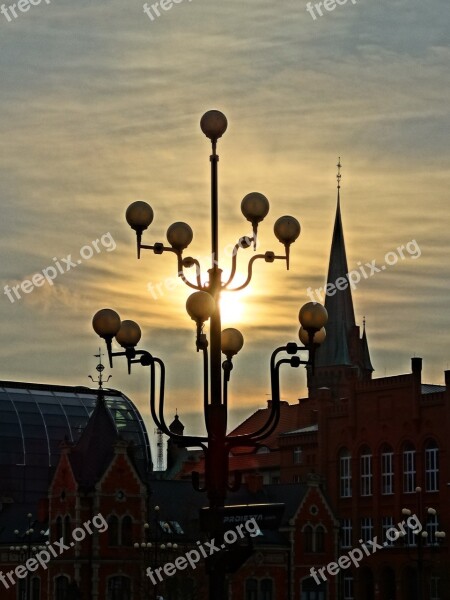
[337,157,342,190]
[88,348,111,389]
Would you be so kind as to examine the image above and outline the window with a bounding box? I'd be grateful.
[382,516,395,546]
[303,525,313,553]
[55,575,69,600]
[403,444,416,493]
[343,576,354,600]
[245,579,258,600]
[315,525,325,553]
[261,579,273,600]
[360,517,373,543]
[340,519,352,549]
[360,446,372,496]
[339,448,352,498]
[426,512,439,546]
[55,516,63,541]
[31,577,40,600]
[294,447,302,464]
[107,576,131,600]
[108,515,119,546]
[430,576,441,600]
[63,515,71,544]
[406,523,416,547]
[381,446,394,495]
[425,441,439,492]
[301,577,326,600]
[293,474,302,483]
[121,516,133,546]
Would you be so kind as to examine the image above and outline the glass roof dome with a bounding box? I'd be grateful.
[0,381,152,506]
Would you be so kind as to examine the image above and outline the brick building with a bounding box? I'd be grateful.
[179,181,450,600]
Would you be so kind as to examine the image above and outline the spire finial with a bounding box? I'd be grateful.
[337,157,342,190]
[88,348,111,390]
[363,316,366,331]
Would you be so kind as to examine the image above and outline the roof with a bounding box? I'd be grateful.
[228,401,301,454]
[68,395,120,489]
[0,381,152,507]
[280,424,319,436]
[422,383,445,395]
[148,480,310,543]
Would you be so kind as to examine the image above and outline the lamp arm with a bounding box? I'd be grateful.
[180,256,203,288]
[176,254,203,291]
[222,239,254,288]
[137,350,207,447]
[227,346,287,446]
[225,252,286,292]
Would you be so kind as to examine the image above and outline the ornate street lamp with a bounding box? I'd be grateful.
[399,487,446,600]
[92,111,327,600]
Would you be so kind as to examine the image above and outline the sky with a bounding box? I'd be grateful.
[0,0,449,456]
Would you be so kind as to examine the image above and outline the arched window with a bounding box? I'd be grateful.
[55,575,70,600]
[107,576,131,600]
[403,443,416,493]
[31,576,41,600]
[381,444,394,495]
[303,525,314,553]
[245,578,258,600]
[121,516,133,547]
[315,525,325,553]
[425,440,439,492]
[108,515,119,546]
[360,446,372,496]
[63,515,71,544]
[339,448,352,498]
[261,578,273,600]
[55,516,63,541]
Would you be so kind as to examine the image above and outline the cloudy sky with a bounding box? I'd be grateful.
[1,0,449,450]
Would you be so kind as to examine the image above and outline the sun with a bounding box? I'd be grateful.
[219,291,247,326]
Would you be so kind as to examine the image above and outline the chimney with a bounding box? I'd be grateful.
[411,357,422,378]
[445,370,450,389]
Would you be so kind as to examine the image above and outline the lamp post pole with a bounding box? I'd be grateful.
[400,486,446,600]
[92,110,328,600]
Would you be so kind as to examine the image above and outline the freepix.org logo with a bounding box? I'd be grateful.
[0,514,108,591]
[3,232,116,304]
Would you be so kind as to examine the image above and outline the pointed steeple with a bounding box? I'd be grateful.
[316,159,356,367]
[361,317,374,372]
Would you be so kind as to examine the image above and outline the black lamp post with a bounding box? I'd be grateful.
[399,486,446,600]
[10,514,46,600]
[92,110,327,600]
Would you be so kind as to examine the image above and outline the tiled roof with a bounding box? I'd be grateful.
[229,401,302,454]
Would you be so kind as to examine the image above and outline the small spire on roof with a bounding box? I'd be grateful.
[88,348,111,391]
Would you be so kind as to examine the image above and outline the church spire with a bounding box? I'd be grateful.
[316,159,356,367]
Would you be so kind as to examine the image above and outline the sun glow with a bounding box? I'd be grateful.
[219,291,248,326]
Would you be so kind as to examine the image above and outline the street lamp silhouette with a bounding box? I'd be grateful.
[92,110,327,600]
